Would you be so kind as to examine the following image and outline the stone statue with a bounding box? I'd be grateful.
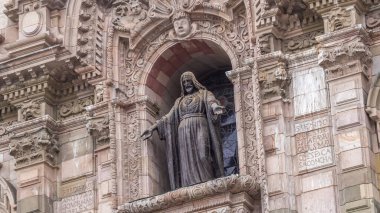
[141,71,225,190]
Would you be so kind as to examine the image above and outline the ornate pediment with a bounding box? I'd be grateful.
[112,0,237,40]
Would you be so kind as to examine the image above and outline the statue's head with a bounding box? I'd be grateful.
[172,11,191,38]
[180,71,206,96]
[182,74,195,94]
[130,1,142,15]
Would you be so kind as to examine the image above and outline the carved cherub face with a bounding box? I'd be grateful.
[173,17,191,38]
[130,3,142,15]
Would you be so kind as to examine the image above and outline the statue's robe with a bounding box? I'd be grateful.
[156,89,224,190]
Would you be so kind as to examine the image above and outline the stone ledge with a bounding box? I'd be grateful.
[118,175,260,213]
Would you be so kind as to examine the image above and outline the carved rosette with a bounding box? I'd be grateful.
[9,128,59,168]
[118,175,259,213]
[86,116,110,147]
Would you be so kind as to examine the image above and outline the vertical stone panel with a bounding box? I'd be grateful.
[293,67,328,117]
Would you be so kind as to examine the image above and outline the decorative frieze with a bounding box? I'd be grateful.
[283,30,323,53]
[318,36,372,69]
[9,127,59,168]
[58,97,93,119]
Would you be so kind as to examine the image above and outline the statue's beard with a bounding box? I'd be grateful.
[185,85,194,94]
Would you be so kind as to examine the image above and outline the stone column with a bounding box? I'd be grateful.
[8,116,59,213]
[254,53,296,213]
[318,26,376,212]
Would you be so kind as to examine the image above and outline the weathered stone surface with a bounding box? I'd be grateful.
[0,0,380,213]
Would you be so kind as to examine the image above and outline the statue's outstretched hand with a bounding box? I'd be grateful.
[212,104,226,115]
[141,128,153,140]
[141,124,158,140]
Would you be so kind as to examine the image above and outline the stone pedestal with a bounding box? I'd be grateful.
[118,175,260,213]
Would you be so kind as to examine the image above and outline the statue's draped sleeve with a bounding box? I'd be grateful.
[204,90,225,178]
[156,99,181,190]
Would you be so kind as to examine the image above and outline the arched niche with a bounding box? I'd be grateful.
[0,178,17,213]
[140,39,238,193]
[113,2,258,203]
[367,74,380,143]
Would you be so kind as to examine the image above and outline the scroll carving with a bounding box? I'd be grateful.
[9,128,59,167]
[122,10,248,100]
[283,30,323,52]
[59,97,93,119]
[123,111,141,200]
[118,175,259,213]
[241,78,259,179]
[112,0,231,38]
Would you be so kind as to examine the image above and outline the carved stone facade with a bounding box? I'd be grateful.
[0,0,380,212]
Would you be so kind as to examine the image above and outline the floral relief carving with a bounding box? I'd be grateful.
[120,8,249,100]
[318,37,372,67]
[118,175,259,213]
[241,78,259,179]
[283,30,323,52]
[59,97,93,119]
[112,0,232,39]
[9,128,59,168]
[123,111,141,201]
[112,0,149,36]
[20,100,41,121]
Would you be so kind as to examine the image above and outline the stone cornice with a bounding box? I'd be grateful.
[316,25,370,44]
[8,115,59,134]
[117,175,259,213]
